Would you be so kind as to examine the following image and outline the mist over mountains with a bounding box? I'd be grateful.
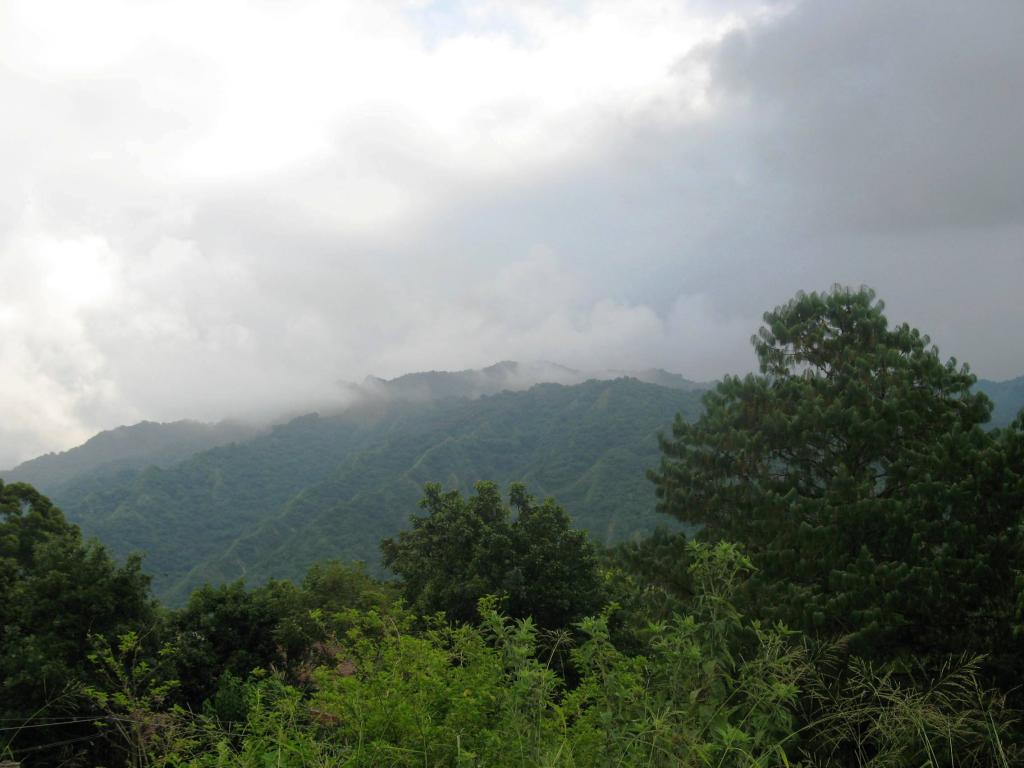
[348,360,710,402]
[5,360,1016,484]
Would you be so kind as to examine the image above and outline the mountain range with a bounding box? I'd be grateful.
[3,362,1021,604]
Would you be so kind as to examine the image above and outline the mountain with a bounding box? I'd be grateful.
[350,360,710,402]
[976,376,1024,428]
[604,368,711,392]
[172,379,704,602]
[1,419,259,490]
[41,378,703,603]
[354,360,584,401]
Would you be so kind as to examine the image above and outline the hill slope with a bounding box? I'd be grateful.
[46,379,703,602]
[1,419,259,490]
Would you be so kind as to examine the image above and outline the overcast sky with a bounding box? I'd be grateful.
[2,0,1022,467]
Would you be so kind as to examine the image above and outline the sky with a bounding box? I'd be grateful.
[1,0,1023,467]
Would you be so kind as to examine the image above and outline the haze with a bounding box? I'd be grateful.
[2,0,1022,468]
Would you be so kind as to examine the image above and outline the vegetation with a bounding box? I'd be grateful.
[649,288,1024,675]
[1,287,1021,766]
[0,479,155,764]
[382,481,604,628]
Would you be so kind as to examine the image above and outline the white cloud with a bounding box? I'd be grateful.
[1,0,1022,467]
[0,229,127,464]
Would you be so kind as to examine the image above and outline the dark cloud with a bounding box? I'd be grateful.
[708,0,1024,231]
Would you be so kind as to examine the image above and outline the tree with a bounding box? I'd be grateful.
[601,528,693,652]
[649,287,1024,666]
[171,580,294,709]
[381,481,604,629]
[299,559,397,616]
[0,480,155,764]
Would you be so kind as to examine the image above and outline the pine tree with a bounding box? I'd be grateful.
[649,287,1024,668]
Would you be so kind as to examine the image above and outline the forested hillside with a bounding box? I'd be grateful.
[27,378,703,602]
[1,419,259,490]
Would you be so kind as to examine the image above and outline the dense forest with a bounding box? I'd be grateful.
[2,287,1023,766]
[4,376,706,603]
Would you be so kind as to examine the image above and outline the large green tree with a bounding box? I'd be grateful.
[382,481,604,629]
[0,480,155,764]
[649,287,1024,666]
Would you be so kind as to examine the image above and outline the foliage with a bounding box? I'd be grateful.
[560,542,806,767]
[800,651,1018,767]
[130,542,805,767]
[300,559,398,614]
[382,481,605,629]
[2,477,1018,767]
[0,479,155,765]
[83,630,193,768]
[649,287,1024,667]
[598,527,694,656]
[608,527,693,602]
[99,542,1016,767]
[170,561,399,713]
[171,580,302,710]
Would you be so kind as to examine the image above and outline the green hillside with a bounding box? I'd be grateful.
[1,419,258,489]
[47,378,703,602]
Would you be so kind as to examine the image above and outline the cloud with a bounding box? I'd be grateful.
[1,0,1022,466]
[0,229,125,466]
[706,0,1024,231]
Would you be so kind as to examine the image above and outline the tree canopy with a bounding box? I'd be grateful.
[649,287,1024,665]
[382,481,604,629]
[1,479,155,762]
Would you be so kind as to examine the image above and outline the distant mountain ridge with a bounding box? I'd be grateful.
[349,360,711,402]
[2,419,260,490]
[976,376,1024,428]
[1,361,708,486]
[353,361,585,402]
[11,376,705,603]
[5,364,1019,490]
